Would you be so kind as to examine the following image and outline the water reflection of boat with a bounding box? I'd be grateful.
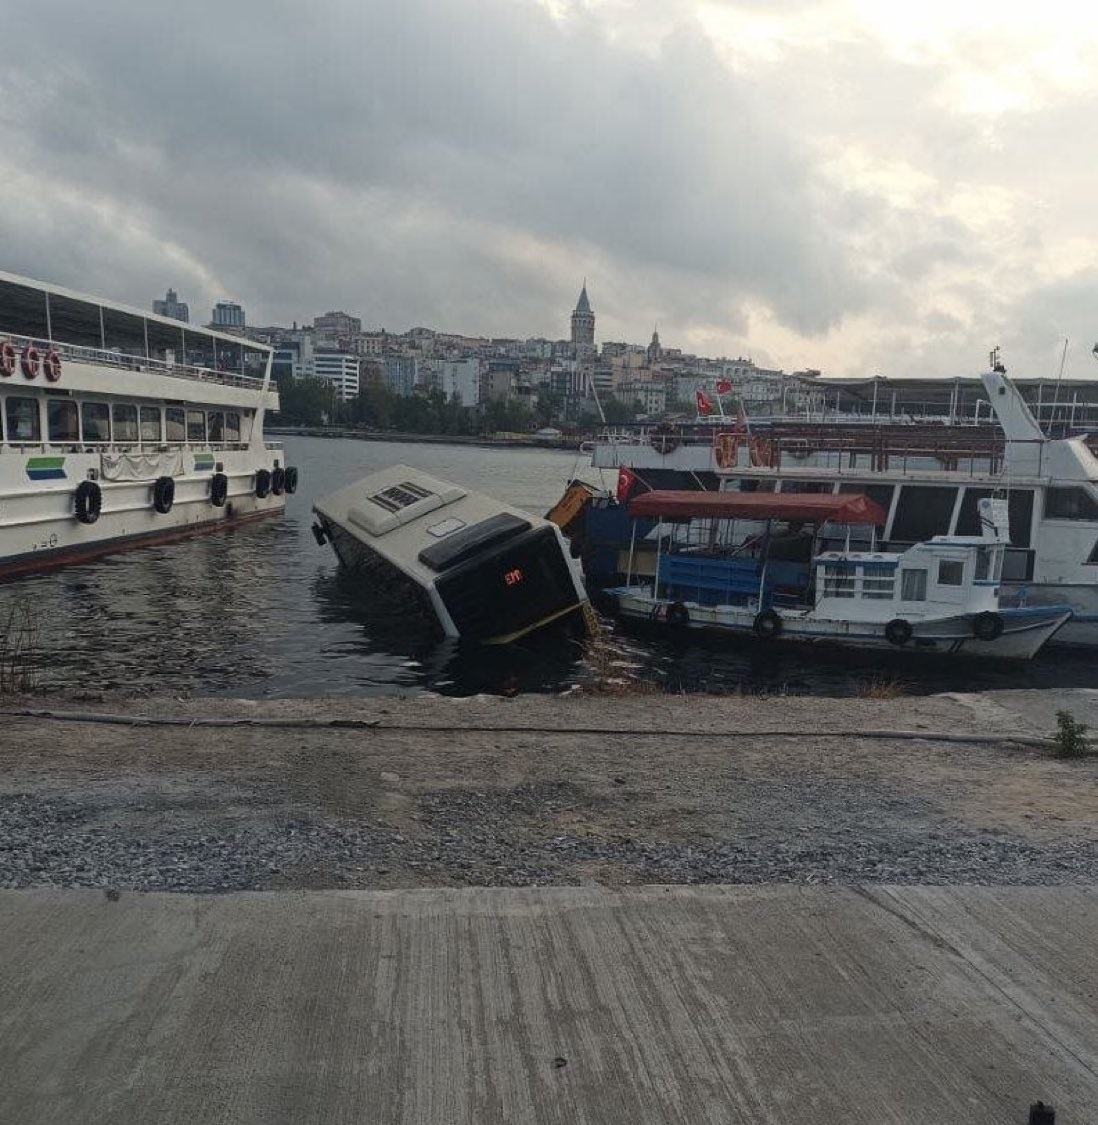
[312,464,589,644]
[605,490,1071,660]
[0,271,294,578]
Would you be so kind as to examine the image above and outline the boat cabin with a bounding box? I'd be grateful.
[814,537,1005,621]
[624,489,1009,620]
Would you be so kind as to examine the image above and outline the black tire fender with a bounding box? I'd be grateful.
[666,602,690,628]
[209,472,229,508]
[152,475,175,514]
[284,466,299,495]
[885,618,913,646]
[74,479,102,525]
[255,468,272,499]
[753,609,782,639]
[972,611,1004,641]
[271,466,286,496]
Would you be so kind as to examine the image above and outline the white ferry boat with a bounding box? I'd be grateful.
[608,491,1071,660]
[0,271,293,577]
[313,465,589,644]
[574,362,1098,647]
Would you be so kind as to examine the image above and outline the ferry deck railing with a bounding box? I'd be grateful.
[712,426,1058,480]
[1,331,267,391]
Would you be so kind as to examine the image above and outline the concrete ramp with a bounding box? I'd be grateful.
[1,885,1096,1123]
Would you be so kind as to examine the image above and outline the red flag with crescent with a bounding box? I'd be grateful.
[617,467,638,503]
[695,389,715,416]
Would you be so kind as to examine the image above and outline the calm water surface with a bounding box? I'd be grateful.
[2,435,1096,698]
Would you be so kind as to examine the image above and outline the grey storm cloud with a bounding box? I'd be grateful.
[0,0,878,342]
[0,0,1090,379]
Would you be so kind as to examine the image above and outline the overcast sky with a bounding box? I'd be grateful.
[2,0,1097,379]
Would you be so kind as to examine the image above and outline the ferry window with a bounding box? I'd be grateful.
[956,488,1033,547]
[839,483,895,516]
[781,480,834,494]
[47,400,78,443]
[225,412,241,443]
[207,411,225,442]
[1045,487,1098,521]
[900,568,927,600]
[891,486,957,544]
[1003,548,1035,581]
[81,402,110,443]
[938,559,964,586]
[186,410,206,443]
[165,408,185,442]
[113,404,138,442]
[140,406,162,443]
[6,397,41,442]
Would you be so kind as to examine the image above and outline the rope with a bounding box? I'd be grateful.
[0,707,1056,748]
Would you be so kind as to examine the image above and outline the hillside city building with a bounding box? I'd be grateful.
[212,280,838,423]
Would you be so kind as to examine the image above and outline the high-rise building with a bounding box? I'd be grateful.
[570,282,595,357]
[211,301,246,329]
[309,352,360,402]
[153,288,189,323]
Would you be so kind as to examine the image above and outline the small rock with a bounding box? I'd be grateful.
[104,888,120,902]
[552,1056,568,1069]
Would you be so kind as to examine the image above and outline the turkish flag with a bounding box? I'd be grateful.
[695,389,715,416]
[617,467,638,503]
[715,379,732,395]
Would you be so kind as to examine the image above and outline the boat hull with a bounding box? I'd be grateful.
[0,451,287,580]
[610,589,1071,660]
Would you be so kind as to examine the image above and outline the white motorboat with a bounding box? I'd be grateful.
[312,464,590,644]
[0,271,292,577]
[607,490,1071,660]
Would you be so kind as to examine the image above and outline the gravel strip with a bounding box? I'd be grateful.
[2,779,1096,893]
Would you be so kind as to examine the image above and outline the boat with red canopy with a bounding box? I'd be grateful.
[605,491,1070,659]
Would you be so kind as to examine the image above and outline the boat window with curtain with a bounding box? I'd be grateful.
[113,404,138,443]
[186,410,206,443]
[48,400,78,444]
[900,568,927,600]
[140,407,162,443]
[165,408,185,442]
[81,402,110,443]
[207,411,225,443]
[225,413,241,443]
[6,397,41,442]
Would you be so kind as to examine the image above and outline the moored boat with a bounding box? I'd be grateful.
[562,361,1098,647]
[606,490,1071,660]
[313,464,590,644]
[0,271,293,577]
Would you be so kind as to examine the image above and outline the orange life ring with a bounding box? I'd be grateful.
[714,432,740,468]
[20,345,40,380]
[749,436,776,468]
[0,340,15,377]
[42,350,62,382]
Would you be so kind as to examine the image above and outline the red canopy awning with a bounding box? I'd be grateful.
[626,490,888,525]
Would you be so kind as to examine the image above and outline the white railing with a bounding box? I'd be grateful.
[1,332,266,391]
